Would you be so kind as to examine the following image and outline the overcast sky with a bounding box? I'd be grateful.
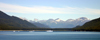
[0,0,100,21]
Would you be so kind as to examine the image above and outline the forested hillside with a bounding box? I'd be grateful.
[0,10,37,30]
[74,17,100,31]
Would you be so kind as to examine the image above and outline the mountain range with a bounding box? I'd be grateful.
[30,17,90,28]
[0,10,100,31]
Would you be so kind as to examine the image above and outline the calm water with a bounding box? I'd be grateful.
[0,31,100,40]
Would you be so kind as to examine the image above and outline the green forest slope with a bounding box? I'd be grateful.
[0,10,37,30]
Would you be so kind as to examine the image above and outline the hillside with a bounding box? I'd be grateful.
[0,10,37,30]
[74,17,100,31]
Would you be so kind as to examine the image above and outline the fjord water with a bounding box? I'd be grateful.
[0,31,100,40]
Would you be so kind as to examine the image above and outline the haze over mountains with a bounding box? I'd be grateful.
[30,17,90,28]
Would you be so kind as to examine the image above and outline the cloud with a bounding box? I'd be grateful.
[0,2,100,14]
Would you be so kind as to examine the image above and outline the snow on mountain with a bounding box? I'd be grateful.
[29,17,90,28]
[55,18,61,22]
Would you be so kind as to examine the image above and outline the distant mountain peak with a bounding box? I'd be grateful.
[76,17,90,21]
[79,17,90,20]
[55,18,61,22]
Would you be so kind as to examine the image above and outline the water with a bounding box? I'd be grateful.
[0,31,100,40]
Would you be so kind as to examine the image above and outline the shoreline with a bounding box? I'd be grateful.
[0,30,100,32]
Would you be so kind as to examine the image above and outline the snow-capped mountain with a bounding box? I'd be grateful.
[64,17,90,28]
[55,18,61,22]
[29,17,90,28]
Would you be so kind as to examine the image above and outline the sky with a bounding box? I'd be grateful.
[0,0,100,21]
